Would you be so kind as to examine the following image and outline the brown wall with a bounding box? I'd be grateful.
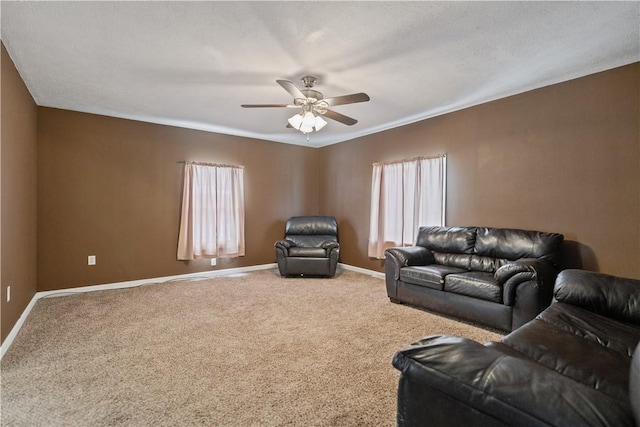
[37,109,320,290]
[4,56,639,343]
[1,43,39,342]
[319,63,640,279]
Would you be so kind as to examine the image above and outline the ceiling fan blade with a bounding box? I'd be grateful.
[276,79,306,100]
[323,109,358,126]
[323,92,370,107]
[241,104,298,108]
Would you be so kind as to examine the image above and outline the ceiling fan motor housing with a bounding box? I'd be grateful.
[301,89,323,101]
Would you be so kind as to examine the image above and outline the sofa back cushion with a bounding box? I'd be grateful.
[469,255,508,273]
[416,226,476,270]
[474,227,563,267]
[554,269,640,326]
[416,226,563,273]
[416,226,476,253]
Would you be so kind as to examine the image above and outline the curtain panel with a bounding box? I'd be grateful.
[177,163,245,260]
[368,155,446,259]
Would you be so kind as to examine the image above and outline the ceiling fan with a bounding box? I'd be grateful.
[241,76,370,134]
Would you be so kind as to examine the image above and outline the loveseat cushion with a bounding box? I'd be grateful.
[444,272,502,303]
[400,265,467,290]
[431,252,472,270]
[501,302,640,401]
[468,254,508,273]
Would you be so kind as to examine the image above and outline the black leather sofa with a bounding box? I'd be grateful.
[274,215,339,277]
[385,226,564,331]
[393,269,640,427]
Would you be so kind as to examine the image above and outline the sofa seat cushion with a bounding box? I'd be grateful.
[400,265,467,290]
[288,247,326,257]
[502,302,640,401]
[444,272,502,303]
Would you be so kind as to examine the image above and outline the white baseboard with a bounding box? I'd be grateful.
[0,262,383,359]
[0,294,40,359]
[339,263,385,279]
[36,263,279,299]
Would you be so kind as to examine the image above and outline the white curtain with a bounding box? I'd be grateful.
[368,155,446,259]
[177,163,245,260]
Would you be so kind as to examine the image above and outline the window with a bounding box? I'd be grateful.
[177,162,245,260]
[368,155,446,259]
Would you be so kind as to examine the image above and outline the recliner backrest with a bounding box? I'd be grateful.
[285,216,338,248]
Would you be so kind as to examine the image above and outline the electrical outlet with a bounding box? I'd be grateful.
[211,258,217,266]
[7,286,10,302]
[88,255,96,266]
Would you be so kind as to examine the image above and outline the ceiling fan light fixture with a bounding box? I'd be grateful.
[314,115,327,131]
[287,113,303,129]
[288,111,326,134]
[301,111,316,128]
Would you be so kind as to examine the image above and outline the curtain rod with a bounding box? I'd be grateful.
[372,153,446,166]
[177,161,244,169]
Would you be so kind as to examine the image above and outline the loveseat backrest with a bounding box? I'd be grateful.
[416,226,475,269]
[285,216,338,248]
[416,226,476,253]
[416,226,563,273]
[474,227,564,267]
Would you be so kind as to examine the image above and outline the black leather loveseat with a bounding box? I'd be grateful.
[392,269,640,427]
[385,226,564,331]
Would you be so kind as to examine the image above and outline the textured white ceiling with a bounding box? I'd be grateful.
[2,1,639,147]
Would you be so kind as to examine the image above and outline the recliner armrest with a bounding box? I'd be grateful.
[385,246,435,280]
[554,269,640,326]
[321,240,339,250]
[275,239,295,248]
[322,241,340,260]
[274,239,296,255]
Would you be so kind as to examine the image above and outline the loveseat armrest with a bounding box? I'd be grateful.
[393,335,635,427]
[495,258,557,306]
[385,246,435,280]
[554,269,640,326]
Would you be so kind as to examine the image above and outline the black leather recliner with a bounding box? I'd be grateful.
[274,216,339,277]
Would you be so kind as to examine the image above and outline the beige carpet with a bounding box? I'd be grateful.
[1,268,502,426]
